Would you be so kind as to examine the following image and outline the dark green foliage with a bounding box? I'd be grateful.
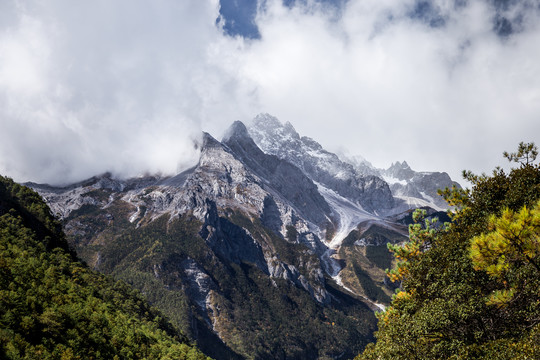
[0,176,210,360]
[396,207,451,227]
[364,245,393,273]
[113,269,193,338]
[357,144,540,360]
[285,224,298,242]
[351,263,391,303]
[0,176,69,253]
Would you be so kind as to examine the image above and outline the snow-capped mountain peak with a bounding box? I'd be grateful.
[382,160,461,210]
[249,113,460,214]
[248,114,396,214]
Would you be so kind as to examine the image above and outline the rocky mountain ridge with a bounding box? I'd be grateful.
[248,114,395,214]
[382,160,461,210]
[33,128,335,301]
[247,113,460,216]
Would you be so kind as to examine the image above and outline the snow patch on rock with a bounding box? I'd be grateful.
[316,183,378,249]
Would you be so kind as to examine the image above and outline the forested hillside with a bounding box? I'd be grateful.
[0,175,210,359]
[358,143,540,359]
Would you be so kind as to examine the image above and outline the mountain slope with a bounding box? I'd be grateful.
[0,175,209,359]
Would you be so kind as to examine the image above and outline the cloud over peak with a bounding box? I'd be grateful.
[1,0,539,184]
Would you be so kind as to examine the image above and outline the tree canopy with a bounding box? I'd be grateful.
[357,143,540,360]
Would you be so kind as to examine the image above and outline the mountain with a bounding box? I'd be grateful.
[248,114,395,214]
[27,114,460,359]
[381,160,461,211]
[247,113,459,215]
[0,176,209,359]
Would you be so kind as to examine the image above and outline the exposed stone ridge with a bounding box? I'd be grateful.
[382,161,461,210]
[247,113,395,213]
[223,120,332,226]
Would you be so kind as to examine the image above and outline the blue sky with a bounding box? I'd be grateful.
[218,0,349,38]
[218,0,529,38]
[1,0,539,184]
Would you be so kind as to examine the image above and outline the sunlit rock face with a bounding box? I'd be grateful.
[382,160,461,211]
[248,113,395,214]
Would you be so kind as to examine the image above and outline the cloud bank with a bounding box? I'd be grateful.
[231,0,540,181]
[1,0,540,185]
[0,0,251,184]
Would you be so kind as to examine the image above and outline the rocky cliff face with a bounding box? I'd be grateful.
[248,114,459,215]
[382,161,461,210]
[248,114,395,214]
[223,121,332,228]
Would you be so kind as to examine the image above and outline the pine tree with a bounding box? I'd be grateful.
[357,143,540,360]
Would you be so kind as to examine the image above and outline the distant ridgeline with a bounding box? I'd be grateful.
[0,175,210,359]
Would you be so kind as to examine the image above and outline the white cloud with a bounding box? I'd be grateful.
[0,0,249,184]
[1,0,539,185]
[224,0,540,181]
